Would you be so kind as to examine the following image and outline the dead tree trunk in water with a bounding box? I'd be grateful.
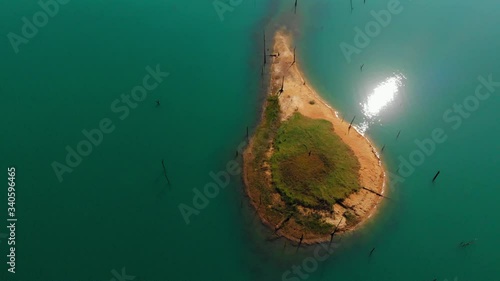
[291,47,296,66]
[369,247,376,257]
[459,240,476,248]
[161,159,171,187]
[263,31,267,65]
[329,217,343,246]
[348,116,356,134]
[432,170,441,182]
[294,0,298,14]
[296,234,304,253]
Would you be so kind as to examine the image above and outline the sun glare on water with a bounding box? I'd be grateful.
[359,74,405,133]
[362,74,404,118]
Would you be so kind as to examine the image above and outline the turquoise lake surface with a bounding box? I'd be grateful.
[0,0,498,280]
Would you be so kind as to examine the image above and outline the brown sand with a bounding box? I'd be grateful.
[243,29,387,244]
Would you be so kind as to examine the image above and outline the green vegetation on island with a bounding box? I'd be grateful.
[244,95,362,238]
[271,113,361,209]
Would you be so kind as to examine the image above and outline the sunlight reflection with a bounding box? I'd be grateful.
[362,74,404,118]
[358,74,405,134]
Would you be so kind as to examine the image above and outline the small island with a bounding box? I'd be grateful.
[243,30,386,244]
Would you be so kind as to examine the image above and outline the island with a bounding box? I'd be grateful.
[243,30,386,244]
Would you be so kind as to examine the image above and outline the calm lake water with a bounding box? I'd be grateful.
[0,0,498,280]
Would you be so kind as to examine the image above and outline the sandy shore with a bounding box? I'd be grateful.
[244,29,387,244]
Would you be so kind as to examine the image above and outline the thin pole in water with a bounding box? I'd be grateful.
[161,159,171,187]
[432,170,441,182]
[369,247,376,257]
[329,217,343,246]
[263,31,267,65]
[348,116,356,134]
[296,234,304,253]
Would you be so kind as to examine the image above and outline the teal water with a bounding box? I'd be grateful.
[0,0,498,280]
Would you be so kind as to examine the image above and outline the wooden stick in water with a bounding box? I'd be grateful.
[369,247,376,257]
[296,233,304,253]
[263,31,267,65]
[348,116,356,133]
[432,170,441,182]
[161,159,171,187]
[329,217,343,246]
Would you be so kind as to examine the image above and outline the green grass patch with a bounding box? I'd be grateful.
[247,95,282,207]
[271,113,361,210]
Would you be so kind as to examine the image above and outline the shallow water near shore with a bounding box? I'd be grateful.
[0,0,499,280]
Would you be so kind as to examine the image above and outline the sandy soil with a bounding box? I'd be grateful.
[243,29,387,244]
